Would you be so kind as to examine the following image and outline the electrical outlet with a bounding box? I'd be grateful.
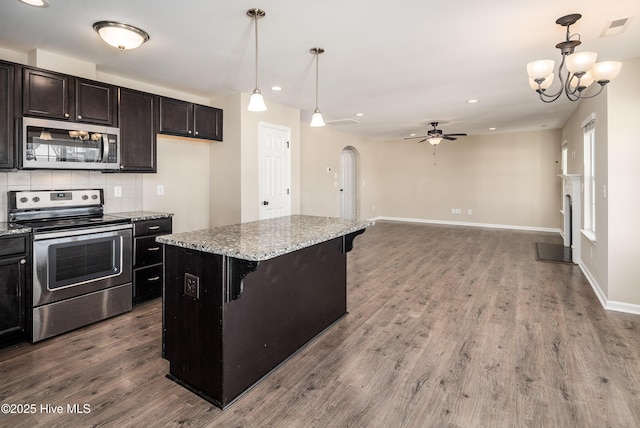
[157,184,164,196]
[114,185,122,197]
[184,273,200,299]
[468,209,473,215]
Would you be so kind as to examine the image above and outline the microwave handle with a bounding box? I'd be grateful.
[101,134,110,163]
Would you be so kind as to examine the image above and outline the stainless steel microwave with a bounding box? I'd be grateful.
[20,117,120,171]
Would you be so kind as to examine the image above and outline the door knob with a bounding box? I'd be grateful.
[262,201,269,205]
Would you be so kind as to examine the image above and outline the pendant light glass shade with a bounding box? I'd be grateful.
[248,89,267,112]
[310,109,325,127]
[427,137,442,146]
[93,21,149,50]
[247,9,267,112]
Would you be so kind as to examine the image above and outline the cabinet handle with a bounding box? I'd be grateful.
[148,276,161,281]
[148,225,161,230]
[147,247,160,252]
[20,259,26,265]
[64,113,70,118]
[77,115,83,119]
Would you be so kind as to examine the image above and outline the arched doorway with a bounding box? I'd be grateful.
[340,147,358,219]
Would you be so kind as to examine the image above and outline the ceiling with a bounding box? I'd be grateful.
[1,0,639,140]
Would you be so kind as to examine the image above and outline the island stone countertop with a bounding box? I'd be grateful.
[0,223,31,237]
[156,215,374,261]
[108,211,173,222]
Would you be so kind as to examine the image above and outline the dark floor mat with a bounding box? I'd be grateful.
[535,243,573,264]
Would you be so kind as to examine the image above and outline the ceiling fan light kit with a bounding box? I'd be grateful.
[405,122,467,145]
[527,13,622,103]
[247,8,267,112]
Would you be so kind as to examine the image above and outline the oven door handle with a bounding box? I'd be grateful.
[33,223,132,240]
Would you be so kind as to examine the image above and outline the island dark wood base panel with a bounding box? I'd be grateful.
[164,237,348,409]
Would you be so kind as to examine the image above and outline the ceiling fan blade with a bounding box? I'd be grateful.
[443,136,457,140]
[418,138,427,143]
[444,133,467,137]
[403,136,425,140]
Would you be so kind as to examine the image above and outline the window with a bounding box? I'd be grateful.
[561,141,568,175]
[582,114,596,240]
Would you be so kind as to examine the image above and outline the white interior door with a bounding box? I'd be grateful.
[340,148,357,219]
[259,123,291,219]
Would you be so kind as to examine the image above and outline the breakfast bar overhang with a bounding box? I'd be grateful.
[157,215,373,409]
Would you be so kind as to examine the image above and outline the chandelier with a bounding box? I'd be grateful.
[526,14,622,103]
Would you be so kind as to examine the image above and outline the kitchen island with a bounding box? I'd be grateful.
[157,215,373,409]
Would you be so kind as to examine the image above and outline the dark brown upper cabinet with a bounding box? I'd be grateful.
[22,67,117,126]
[118,87,159,173]
[0,60,14,169]
[159,97,222,141]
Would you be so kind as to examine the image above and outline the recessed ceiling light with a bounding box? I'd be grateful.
[409,133,416,137]
[355,113,364,117]
[18,0,49,7]
[467,99,478,104]
[489,127,496,130]
[271,86,282,91]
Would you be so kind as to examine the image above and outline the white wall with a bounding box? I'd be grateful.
[300,125,379,220]
[301,125,562,230]
[607,57,640,306]
[142,136,210,234]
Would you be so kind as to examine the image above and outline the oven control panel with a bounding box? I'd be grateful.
[11,189,103,210]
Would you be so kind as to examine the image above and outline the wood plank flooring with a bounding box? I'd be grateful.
[2,221,640,427]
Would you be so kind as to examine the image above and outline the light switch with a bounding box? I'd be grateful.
[157,184,164,196]
[114,186,122,197]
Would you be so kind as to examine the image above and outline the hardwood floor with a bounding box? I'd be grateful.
[2,221,640,427]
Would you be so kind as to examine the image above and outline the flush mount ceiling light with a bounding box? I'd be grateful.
[310,47,325,127]
[247,8,267,112]
[93,21,149,50]
[527,14,622,103]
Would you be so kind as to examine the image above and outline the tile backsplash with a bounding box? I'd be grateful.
[0,170,143,221]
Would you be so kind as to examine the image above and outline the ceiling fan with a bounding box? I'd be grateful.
[405,122,467,145]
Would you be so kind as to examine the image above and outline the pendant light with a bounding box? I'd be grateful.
[247,9,267,112]
[310,47,325,127]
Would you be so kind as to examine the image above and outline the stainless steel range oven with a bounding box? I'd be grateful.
[8,189,132,342]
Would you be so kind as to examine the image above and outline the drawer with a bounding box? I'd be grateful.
[133,217,172,237]
[0,235,27,258]
[133,264,163,303]
[134,236,163,267]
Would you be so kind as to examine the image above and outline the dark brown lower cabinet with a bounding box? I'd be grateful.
[0,234,29,349]
[132,217,172,304]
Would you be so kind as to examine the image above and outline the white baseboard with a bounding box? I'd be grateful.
[370,216,562,234]
[578,262,640,315]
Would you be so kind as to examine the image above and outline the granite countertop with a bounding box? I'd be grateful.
[157,215,374,261]
[108,211,173,222]
[0,223,31,237]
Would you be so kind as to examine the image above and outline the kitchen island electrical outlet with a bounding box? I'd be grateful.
[114,186,122,197]
[184,273,200,299]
